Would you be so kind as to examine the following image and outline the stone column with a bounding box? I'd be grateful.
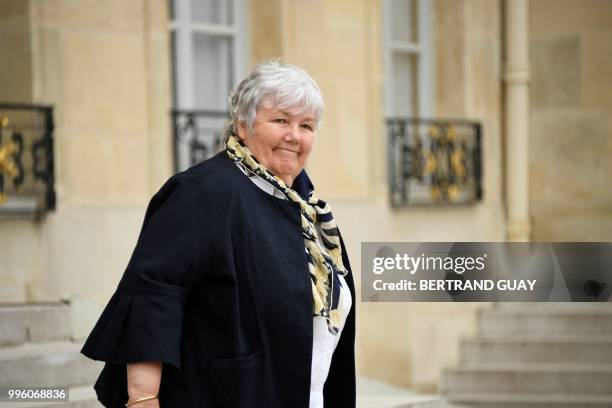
[503,0,531,241]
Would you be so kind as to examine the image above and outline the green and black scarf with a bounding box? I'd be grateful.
[226,134,348,335]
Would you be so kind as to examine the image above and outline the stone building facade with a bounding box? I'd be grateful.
[0,0,610,392]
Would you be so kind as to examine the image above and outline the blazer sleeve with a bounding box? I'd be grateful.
[81,173,211,371]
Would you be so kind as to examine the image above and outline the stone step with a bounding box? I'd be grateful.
[443,363,612,395]
[0,303,71,347]
[0,341,102,388]
[478,309,612,337]
[461,335,612,364]
[358,395,448,408]
[0,385,101,407]
[495,303,612,312]
[357,377,448,408]
[446,392,612,408]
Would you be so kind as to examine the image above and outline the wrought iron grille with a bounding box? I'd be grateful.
[172,110,229,172]
[387,118,482,206]
[0,103,55,216]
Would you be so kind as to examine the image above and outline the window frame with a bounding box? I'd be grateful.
[169,0,249,110]
[382,0,434,118]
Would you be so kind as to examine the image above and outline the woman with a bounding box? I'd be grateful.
[81,59,356,408]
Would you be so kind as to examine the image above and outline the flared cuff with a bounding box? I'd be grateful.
[81,285,188,370]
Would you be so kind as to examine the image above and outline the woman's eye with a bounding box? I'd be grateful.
[273,118,286,124]
[301,124,313,131]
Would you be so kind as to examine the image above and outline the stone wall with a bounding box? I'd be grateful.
[529,0,612,241]
[0,0,173,329]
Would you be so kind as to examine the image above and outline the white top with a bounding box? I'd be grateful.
[235,163,353,408]
[309,274,352,408]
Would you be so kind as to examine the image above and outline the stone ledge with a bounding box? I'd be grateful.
[0,196,43,220]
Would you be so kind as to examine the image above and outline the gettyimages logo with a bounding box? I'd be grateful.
[361,242,612,302]
[372,253,487,275]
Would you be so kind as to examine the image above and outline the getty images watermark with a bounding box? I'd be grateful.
[361,243,612,302]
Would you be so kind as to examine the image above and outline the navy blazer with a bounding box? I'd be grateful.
[81,151,356,407]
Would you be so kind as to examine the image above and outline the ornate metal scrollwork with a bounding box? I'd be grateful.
[32,108,56,210]
[0,118,24,204]
[0,104,55,213]
[172,110,228,172]
[387,118,482,206]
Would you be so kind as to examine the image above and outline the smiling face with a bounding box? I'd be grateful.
[236,101,316,187]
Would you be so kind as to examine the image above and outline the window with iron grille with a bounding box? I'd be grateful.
[169,0,248,171]
[383,1,482,206]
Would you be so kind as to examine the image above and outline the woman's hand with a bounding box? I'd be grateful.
[127,361,162,407]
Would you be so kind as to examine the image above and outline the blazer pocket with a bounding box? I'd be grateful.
[205,351,259,369]
[201,351,262,408]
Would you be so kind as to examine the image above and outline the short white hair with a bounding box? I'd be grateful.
[228,59,324,135]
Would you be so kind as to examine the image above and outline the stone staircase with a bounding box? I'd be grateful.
[0,303,103,407]
[443,303,612,408]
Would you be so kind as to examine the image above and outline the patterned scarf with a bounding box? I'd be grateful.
[226,134,348,335]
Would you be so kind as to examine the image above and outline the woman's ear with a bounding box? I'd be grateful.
[236,121,248,141]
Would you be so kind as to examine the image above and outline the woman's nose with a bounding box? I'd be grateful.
[284,124,300,142]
